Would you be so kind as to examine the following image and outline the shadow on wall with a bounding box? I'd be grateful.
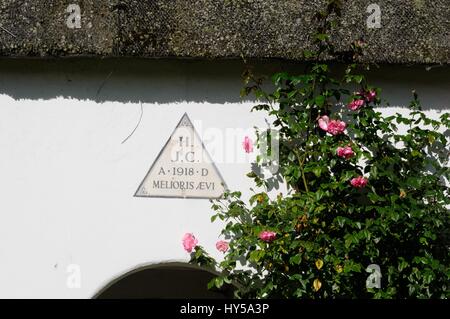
[93,262,234,299]
[0,58,448,110]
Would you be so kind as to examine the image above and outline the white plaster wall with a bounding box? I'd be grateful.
[0,59,448,298]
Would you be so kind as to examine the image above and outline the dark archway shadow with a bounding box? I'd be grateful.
[93,262,234,299]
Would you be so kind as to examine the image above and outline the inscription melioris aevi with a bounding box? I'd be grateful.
[135,113,227,199]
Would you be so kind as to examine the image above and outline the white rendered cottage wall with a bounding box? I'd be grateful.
[0,59,448,298]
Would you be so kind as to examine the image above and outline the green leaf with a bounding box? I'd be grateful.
[398,259,409,272]
[249,250,265,263]
[315,95,326,107]
[207,279,216,290]
[335,216,346,228]
[215,277,224,289]
[313,167,322,177]
[290,254,302,265]
[411,150,421,157]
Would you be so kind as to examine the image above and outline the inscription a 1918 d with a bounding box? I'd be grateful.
[135,113,227,199]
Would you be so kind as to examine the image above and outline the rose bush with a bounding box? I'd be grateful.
[188,1,449,299]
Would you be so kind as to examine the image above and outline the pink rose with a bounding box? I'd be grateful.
[365,90,376,103]
[336,146,355,159]
[216,240,229,253]
[259,230,276,243]
[350,176,368,188]
[327,120,347,136]
[318,115,330,131]
[182,233,198,253]
[347,99,365,111]
[318,116,346,136]
[243,136,254,153]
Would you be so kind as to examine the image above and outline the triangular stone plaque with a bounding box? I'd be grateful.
[135,113,227,199]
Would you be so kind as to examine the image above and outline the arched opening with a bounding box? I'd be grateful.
[94,262,234,299]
